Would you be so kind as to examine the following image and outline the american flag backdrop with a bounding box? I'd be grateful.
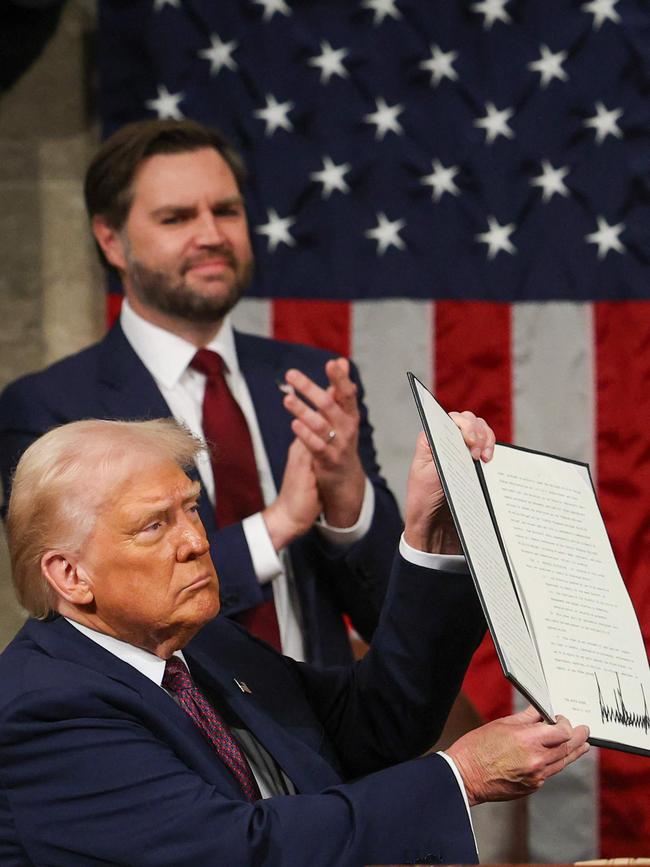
[98,0,650,857]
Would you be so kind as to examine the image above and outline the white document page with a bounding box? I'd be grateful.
[412,379,553,717]
[482,445,650,751]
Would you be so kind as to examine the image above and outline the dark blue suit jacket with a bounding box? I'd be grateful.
[0,324,403,665]
[0,555,484,866]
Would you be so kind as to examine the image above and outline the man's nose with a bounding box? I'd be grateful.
[176,520,210,561]
[194,211,226,246]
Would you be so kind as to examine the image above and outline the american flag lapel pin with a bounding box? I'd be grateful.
[234,678,252,694]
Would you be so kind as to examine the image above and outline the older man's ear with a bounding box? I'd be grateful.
[41,552,95,606]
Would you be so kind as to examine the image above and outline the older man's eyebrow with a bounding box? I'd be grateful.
[182,481,202,504]
[152,482,202,511]
[124,482,203,528]
[133,481,202,508]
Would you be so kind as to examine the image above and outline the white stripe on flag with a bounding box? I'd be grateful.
[513,301,596,468]
[352,300,433,512]
[512,301,599,861]
[232,299,272,338]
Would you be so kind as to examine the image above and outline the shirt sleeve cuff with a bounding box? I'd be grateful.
[242,513,283,586]
[437,751,478,854]
[315,477,375,547]
[398,533,469,572]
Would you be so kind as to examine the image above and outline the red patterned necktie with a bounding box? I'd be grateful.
[191,348,281,650]
[162,656,261,802]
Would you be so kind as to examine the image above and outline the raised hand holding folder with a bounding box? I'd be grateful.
[409,372,650,756]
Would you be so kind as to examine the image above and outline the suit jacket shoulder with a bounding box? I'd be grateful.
[0,323,169,426]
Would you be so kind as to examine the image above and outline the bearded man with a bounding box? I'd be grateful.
[0,119,403,665]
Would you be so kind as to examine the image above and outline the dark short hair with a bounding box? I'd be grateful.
[84,119,247,231]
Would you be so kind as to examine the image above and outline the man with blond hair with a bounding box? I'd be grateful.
[0,416,589,866]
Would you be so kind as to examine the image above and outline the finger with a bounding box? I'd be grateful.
[287,437,311,463]
[469,418,495,462]
[540,717,590,752]
[540,739,573,768]
[565,739,591,767]
[325,358,349,385]
[285,393,338,446]
[283,378,341,427]
[448,412,479,461]
[449,411,495,461]
[562,724,590,755]
[413,431,434,463]
[538,718,573,748]
[325,358,358,408]
[572,724,590,745]
[290,418,332,459]
[543,740,590,778]
[471,417,496,462]
[285,369,345,425]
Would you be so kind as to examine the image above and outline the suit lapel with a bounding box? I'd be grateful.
[95,324,172,421]
[235,332,294,490]
[28,617,180,726]
[26,619,341,797]
[27,616,153,691]
[187,645,342,794]
[26,618,245,797]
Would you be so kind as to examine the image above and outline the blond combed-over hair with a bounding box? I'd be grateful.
[7,418,203,619]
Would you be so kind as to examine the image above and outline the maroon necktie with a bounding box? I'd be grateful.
[191,348,281,650]
[162,656,261,802]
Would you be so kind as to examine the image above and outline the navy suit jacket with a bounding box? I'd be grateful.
[0,555,484,866]
[0,323,403,665]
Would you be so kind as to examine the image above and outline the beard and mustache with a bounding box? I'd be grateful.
[123,243,254,324]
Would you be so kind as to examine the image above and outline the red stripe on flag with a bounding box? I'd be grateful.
[595,301,650,857]
[272,300,351,356]
[434,300,513,722]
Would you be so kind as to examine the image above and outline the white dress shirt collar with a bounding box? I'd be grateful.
[65,617,186,688]
[120,298,240,386]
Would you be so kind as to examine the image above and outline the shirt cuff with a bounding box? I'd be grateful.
[242,513,283,586]
[315,477,375,547]
[399,533,469,572]
[437,751,479,855]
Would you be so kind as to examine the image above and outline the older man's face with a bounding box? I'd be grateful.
[76,456,220,655]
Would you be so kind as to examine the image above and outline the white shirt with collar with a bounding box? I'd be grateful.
[120,299,375,661]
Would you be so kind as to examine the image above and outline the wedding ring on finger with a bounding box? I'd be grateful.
[326,429,337,443]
